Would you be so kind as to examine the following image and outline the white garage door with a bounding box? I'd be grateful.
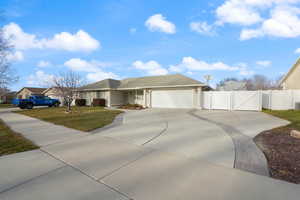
[151,89,194,108]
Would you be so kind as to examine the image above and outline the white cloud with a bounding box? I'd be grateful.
[64,58,119,82]
[64,58,101,72]
[174,57,240,71]
[216,0,263,26]
[240,29,264,40]
[170,57,254,76]
[27,70,54,86]
[256,60,272,67]
[6,51,24,62]
[240,6,300,40]
[86,71,119,82]
[239,68,255,76]
[190,21,215,35]
[145,14,176,34]
[295,48,300,53]
[237,63,255,76]
[3,23,100,52]
[212,0,300,40]
[37,60,51,67]
[169,65,183,73]
[133,60,168,75]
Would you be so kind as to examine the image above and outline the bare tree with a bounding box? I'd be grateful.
[52,71,83,112]
[0,27,18,94]
[243,74,283,90]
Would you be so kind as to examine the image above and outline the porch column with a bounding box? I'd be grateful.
[143,89,147,108]
[197,87,202,109]
[193,87,202,109]
[107,91,112,107]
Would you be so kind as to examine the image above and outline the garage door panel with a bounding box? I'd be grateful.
[152,90,193,108]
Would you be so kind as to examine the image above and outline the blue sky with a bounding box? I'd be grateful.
[1,0,300,91]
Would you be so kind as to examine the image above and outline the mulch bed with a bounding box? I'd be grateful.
[118,104,144,110]
[254,127,300,184]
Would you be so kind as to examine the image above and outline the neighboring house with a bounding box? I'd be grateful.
[280,58,300,89]
[217,80,247,91]
[0,91,16,103]
[16,87,47,99]
[42,87,65,105]
[77,74,204,108]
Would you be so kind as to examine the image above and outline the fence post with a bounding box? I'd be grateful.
[270,90,272,110]
[259,90,262,111]
[230,91,234,111]
[209,92,212,110]
[292,90,295,110]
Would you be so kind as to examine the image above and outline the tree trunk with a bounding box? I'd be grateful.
[66,99,72,112]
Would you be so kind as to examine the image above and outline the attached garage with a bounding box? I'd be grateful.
[77,74,204,109]
[151,89,195,108]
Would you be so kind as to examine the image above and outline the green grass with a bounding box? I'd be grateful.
[0,120,38,157]
[263,110,300,130]
[15,106,123,132]
[0,104,14,108]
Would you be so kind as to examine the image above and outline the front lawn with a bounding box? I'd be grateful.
[263,110,300,130]
[15,106,123,132]
[0,104,14,109]
[254,110,300,184]
[0,120,38,157]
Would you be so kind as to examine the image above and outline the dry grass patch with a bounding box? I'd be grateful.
[15,106,123,132]
[0,120,38,157]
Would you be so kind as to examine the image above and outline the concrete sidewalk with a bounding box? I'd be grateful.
[0,111,87,147]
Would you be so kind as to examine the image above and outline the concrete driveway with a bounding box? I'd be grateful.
[98,109,289,174]
[0,108,297,200]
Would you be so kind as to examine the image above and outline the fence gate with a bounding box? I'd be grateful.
[202,91,262,111]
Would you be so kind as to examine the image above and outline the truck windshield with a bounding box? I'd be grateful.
[35,96,45,99]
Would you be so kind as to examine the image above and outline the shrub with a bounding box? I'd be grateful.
[119,104,144,110]
[75,99,86,107]
[92,98,106,107]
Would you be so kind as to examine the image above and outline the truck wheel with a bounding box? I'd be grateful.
[54,102,59,107]
[26,103,33,109]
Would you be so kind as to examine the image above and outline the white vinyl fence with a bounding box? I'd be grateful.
[262,90,300,110]
[202,91,262,111]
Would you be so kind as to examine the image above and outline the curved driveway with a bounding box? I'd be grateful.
[0,108,296,200]
[98,109,289,174]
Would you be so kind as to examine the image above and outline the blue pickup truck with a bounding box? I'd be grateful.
[12,95,60,109]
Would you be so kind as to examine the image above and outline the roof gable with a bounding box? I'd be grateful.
[281,58,300,84]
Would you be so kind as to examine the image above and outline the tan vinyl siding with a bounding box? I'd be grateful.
[282,63,300,89]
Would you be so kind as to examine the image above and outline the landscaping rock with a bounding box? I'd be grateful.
[290,130,300,139]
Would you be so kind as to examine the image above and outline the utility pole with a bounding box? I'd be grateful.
[203,75,213,86]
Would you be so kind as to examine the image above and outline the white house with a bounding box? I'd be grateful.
[77,74,205,109]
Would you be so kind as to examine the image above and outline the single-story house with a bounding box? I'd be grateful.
[0,91,16,103]
[17,87,47,99]
[42,87,65,105]
[280,58,300,89]
[77,74,205,108]
[216,80,247,91]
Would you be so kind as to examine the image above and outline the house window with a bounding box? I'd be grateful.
[96,91,102,98]
[80,92,87,99]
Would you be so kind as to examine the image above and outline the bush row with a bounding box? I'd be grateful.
[75,98,106,107]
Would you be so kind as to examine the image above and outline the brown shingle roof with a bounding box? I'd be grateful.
[78,74,204,90]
